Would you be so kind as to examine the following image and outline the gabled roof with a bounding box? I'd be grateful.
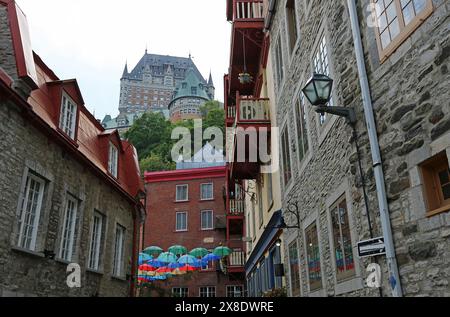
[0,6,144,204]
[125,52,207,83]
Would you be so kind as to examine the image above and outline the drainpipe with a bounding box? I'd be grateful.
[347,0,403,297]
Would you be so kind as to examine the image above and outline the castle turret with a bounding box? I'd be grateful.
[206,71,215,100]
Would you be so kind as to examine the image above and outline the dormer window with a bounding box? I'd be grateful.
[59,93,77,139]
[108,142,119,178]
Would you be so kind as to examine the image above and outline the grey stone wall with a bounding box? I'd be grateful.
[0,99,137,297]
[0,6,18,81]
[269,0,449,297]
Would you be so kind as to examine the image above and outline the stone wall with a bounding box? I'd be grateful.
[0,99,137,297]
[268,0,449,297]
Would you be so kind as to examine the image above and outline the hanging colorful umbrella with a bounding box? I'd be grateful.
[213,246,233,258]
[168,262,184,270]
[179,265,199,272]
[189,248,209,258]
[168,245,188,256]
[157,252,178,264]
[138,275,152,283]
[155,267,173,274]
[178,255,202,267]
[171,268,188,276]
[202,253,221,263]
[149,275,167,281]
[138,253,153,265]
[143,246,164,257]
[147,259,167,268]
[139,263,157,272]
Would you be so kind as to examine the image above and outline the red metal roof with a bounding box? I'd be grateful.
[0,1,144,204]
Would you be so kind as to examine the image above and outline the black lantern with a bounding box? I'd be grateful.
[302,73,333,106]
[275,239,282,247]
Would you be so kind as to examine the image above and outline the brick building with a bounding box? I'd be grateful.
[230,0,450,297]
[0,0,145,297]
[144,167,245,297]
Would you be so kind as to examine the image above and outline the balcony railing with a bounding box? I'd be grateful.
[228,251,246,267]
[233,0,264,21]
[227,105,236,121]
[237,97,270,122]
[229,198,245,215]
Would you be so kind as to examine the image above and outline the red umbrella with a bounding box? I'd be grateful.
[155,267,173,274]
[179,265,199,272]
[139,264,157,272]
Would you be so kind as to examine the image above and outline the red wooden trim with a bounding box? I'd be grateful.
[3,0,38,89]
[0,67,13,87]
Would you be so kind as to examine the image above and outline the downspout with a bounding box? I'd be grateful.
[347,0,403,297]
[129,205,139,297]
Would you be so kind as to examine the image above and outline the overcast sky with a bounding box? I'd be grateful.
[16,0,231,120]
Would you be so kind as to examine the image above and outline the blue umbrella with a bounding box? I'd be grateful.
[138,253,153,265]
[168,262,184,270]
[147,259,167,268]
[202,253,221,263]
[178,255,202,267]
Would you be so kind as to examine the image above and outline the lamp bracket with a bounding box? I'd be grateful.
[315,106,357,125]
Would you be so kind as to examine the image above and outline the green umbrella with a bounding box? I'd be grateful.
[189,248,209,258]
[157,252,178,264]
[213,246,233,258]
[143,246,163,257]
[168,245,187,256]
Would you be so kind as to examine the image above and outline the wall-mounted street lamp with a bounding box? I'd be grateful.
[302,72,375,239]
[302,73,356,125]
[275,239,282,247]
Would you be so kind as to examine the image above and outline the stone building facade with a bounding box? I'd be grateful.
[144,167,245,297]
[263,0,449,297]
[0,0,145,297]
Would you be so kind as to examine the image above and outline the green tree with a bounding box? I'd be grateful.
[125,112,172,161]
[140,154,175,173]
[200,100,222,117]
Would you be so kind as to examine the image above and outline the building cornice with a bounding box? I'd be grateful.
[145,166,226,183]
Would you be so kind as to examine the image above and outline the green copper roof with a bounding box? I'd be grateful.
[170,68,210,106]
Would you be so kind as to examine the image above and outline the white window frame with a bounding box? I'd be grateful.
[108,142,119,178]
[274,33,285,91]
[88,211,104,271]
[285,0,300,57]
[200,183,214,200]
[113,224,126,277]
[172,287,189,297]
[176,184,189,202]
[313,34,333,126]
[17,172,46,251]
[201,210,214,231]
[199,286,216,298]
[176,212,188,232]
[59,92,77,139]
[226,285,244,297]
[59,194,78,262]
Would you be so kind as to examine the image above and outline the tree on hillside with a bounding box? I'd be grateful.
[140,154,176,173]
[124,112,172,161]
[200,100,222,117]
